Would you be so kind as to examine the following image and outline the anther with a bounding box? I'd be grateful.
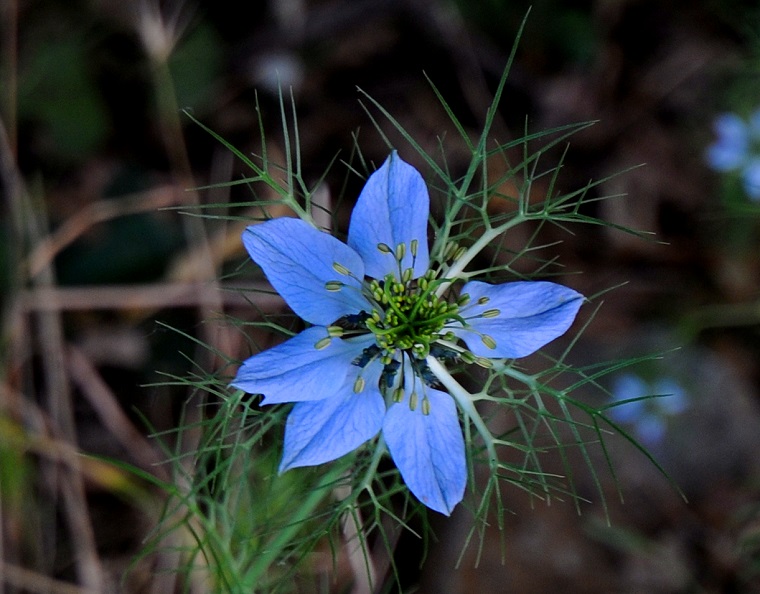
[314,337,332,350]
[410,239,418,257]
[327,326,344,337]
[377,242,392,254]
[393,388,404,403]
[409,391,418,411]
[332,262,351,275]
[395,243,406,262]
[481,335,497,350]
[421,397,431,416]
[353,376,365,393]
[444,241,458,260]
[460,351,476,364]
[477,296,490,305]
[482,308,500,318]
[325,281,344,292]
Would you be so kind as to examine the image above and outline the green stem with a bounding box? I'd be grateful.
[435,216,526,297]
[244,462,346,586]
[426,356,498,467]
[360,436,387,492]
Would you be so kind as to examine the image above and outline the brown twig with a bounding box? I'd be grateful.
[17,281,278,312]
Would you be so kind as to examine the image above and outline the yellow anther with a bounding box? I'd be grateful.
[314,337,332,350]
[481,335,497,350]
[444,241,458,260]
[333,262,351,275]
[353,376,365,394]
[409,391,418,411]
[482,308,500,318]
[325,281,343,292]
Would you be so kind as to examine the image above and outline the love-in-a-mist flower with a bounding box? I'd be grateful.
[231,152,584,515]
[608,373,688,446]
[706,110,760,200]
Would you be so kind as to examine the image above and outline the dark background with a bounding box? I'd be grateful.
[3,0,760,591]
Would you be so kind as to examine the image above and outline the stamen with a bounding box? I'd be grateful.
[477,296,490,305]
[377,242,392,254]
[409,391,418,411]
[353,376,365,393]
[314,336,332,350]
[392,388,404,403]
[332,262,351,275]
[421,396,430,415]
[327,326,344,337]
[410,239,418,257]
[482,308,500,318]
[412,343,429,358]
[444,241,458,260]
[395,243,406,262]
[460,351,476,364]
[481,335,497,350]
[325,281,344,292]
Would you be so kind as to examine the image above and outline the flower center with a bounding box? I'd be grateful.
[363,269,459,363]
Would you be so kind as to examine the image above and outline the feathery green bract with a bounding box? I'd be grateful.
[133,16,679,592]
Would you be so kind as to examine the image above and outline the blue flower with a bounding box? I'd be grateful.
[231,152,584,515]
[706,110,760,200]
[608,373,688,446]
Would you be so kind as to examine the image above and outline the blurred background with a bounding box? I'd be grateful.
[3,0,760,592]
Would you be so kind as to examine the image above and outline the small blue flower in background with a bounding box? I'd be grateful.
[608,373,688,446]
[706,110,760,200]
[231,152,584,515]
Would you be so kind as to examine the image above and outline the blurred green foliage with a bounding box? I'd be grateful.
[18,31,110,161]
[454,0,598,68]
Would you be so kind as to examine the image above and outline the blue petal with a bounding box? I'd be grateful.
[608,373,648,423]
[706,113,748,172]
[243,218,371,325]
[652,378,689,415]
[742,159,760,200]
[231,328,374,405]
[383,370,466,515]
[347,152,430,280]
[279,362,385,471]
[452,280,583,358]
[635,415,666,446]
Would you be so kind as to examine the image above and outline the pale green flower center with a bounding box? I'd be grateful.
[363,269,459,363]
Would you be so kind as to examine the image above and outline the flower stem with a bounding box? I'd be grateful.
[360,436,387,492]
[435,216,526,296]
[426,356,498,468]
